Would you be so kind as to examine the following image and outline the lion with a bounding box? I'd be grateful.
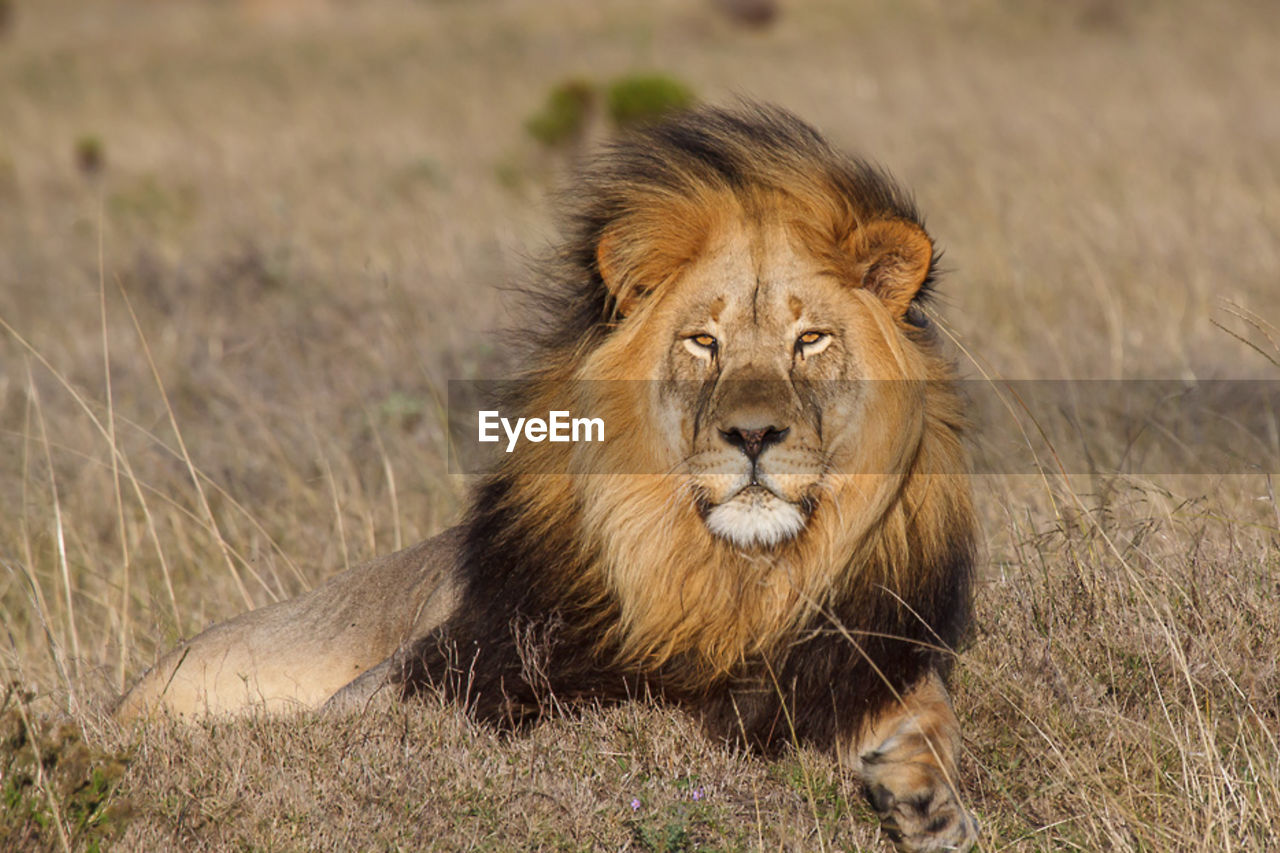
[117,104,979,852]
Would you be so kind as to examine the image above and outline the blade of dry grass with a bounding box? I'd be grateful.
[113,283,260,610]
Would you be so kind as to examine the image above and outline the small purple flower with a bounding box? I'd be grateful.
[691,787,704,802]
[630,798,641,811]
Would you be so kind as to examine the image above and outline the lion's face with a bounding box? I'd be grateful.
[583,201,935,552]
[656,217,927,548]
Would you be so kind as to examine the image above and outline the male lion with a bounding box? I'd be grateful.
[118,105,978,852]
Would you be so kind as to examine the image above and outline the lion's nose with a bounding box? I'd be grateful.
[719,425,790,462]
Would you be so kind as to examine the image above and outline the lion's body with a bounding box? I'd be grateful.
[118,106,979,852]
[115,532,462,718]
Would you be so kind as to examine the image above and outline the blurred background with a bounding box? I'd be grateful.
[1,1,1278,849]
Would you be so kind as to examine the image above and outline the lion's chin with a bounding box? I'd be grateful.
[704,488,806,549]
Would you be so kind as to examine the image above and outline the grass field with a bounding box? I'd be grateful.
[2,0,1279,849]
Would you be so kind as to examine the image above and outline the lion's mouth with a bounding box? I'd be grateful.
[729,482,784,503]
[694,483,778,515]
[702,485,812,549]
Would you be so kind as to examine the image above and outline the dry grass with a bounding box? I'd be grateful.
[2,0,1278,849]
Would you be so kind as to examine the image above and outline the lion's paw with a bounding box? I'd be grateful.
[864,762,978,853]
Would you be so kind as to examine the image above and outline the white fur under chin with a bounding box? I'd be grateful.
[705,492,806,548]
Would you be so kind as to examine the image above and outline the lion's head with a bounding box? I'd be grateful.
[584,191,938,553]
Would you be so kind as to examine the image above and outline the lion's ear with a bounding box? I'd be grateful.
[596,228,644,318]
[597,205,713,318]
[850,219,934,317]
[595,225,678,318]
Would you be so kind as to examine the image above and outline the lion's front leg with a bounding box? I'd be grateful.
[852,672,978,853]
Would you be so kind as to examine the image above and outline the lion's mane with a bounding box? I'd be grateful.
[396,105,975,752]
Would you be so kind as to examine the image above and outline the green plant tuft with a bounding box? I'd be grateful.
[0,703,132,851]
[605,74,695,128]
[74,134,104,175]
[525,78,596,147]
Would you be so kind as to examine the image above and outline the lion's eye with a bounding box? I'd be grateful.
[795,330,832,359]
[795,331,829,352]
[683,333,718,360]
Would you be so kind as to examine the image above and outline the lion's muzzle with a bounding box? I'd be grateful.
[695,415,820,548]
